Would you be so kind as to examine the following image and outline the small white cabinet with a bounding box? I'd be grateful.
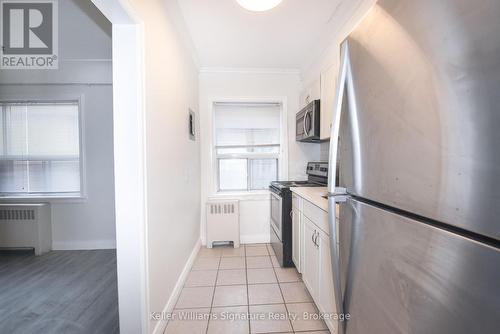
[300,79,321,109]
[302,216,320,301]
[320,64,337,140]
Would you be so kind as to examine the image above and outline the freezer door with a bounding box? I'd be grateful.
[339,198,500,334]
[337,0,500,240]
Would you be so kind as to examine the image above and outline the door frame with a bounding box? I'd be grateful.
[90,1,148,333]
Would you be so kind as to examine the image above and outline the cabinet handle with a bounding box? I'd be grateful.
[290,210,293,219]
[311,230,318,247]
[314,232,319,248]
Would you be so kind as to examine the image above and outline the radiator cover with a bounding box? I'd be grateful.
[0,203,52,255]
[206,200,240,248]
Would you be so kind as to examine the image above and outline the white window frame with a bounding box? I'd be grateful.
[0,96,86,199]
[211,98,289,195]
[216,153,280,192]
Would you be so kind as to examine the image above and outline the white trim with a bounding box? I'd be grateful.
[0,195,87,202]
[199,67,301,75]
[91,1,149,334]
[52,240,117,250]
[241,234,271,244]
[151,239,202,334]
[0,83,112,86]
[78,94,88,199]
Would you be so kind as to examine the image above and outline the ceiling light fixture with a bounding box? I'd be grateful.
[236,0,283,12]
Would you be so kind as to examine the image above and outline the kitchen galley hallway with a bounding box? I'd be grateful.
[163,244,330,334]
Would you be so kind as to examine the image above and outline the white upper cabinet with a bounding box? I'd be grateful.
[300,79,321,109]
[320,64,337,140]
[300,54,340,141]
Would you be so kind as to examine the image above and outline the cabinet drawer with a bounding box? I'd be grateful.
[303,199,329,235]
[292,193,301,211]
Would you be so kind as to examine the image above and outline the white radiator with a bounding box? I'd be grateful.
[206,200,240,248]
[0,203,52,255]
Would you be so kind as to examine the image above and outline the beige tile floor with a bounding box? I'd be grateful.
[164,243,330,334]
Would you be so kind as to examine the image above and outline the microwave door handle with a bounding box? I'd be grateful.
[303,111,310,136]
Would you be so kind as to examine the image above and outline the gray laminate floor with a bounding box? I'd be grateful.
[0,250,119,334]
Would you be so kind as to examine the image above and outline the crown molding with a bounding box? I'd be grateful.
[199,67,301,75]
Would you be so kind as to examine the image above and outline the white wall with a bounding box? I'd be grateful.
[0,0,116,250]
[126,0,201,332]
[199,69,320,244]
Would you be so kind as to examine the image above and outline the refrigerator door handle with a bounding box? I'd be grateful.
[327,40,350,195]
[328,194,349,334]
[327,39,353,334]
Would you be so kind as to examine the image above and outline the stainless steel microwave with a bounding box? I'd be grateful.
[296,100,321,142]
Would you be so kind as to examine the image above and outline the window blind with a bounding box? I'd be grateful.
[0,102,81,196]
[214,103,281,191]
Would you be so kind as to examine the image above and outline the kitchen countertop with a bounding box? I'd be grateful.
[290,187,329,211]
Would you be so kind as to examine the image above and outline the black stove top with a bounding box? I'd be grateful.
[270,180,325,190]
[270,162,329,193]
[270,162,329,268]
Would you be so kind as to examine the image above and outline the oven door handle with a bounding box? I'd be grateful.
[270,192,283,239]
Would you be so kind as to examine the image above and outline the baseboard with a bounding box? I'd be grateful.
[241,234,270,244]
[152,238,202,334]
[52,239,116,250]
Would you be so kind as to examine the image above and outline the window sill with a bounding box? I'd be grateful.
[209,190,270,201]
[0,194,87,203]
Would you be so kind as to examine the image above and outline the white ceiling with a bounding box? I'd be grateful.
[177,0,348,70]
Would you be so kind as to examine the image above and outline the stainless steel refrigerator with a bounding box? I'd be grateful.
[327,0,500,333]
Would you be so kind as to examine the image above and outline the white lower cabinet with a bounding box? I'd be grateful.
[292,194,303,273]
[318,230,337,333]
[291,207,301,272]
[292,194,338,334]
[302,216,319,301]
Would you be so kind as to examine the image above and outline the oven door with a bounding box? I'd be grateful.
[270,191,282,241]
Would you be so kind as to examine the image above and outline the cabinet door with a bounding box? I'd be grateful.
[318,230,338,334]
[292,208,301,272]
[320,64,338,140]
[300,79,321,109]
[302,216,319,301]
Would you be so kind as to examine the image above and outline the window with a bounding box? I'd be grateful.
[214,102,281,191]
[0,101,82,197]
